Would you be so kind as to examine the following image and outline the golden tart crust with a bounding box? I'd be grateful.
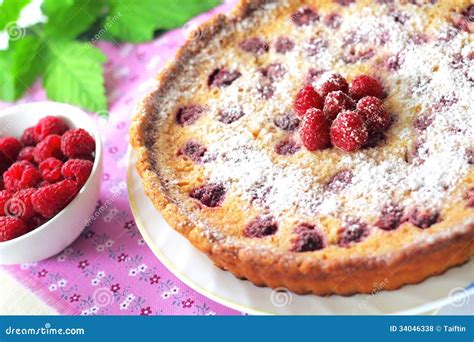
[130,0,474,295]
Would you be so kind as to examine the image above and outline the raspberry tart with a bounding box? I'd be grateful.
[131,0,474,295]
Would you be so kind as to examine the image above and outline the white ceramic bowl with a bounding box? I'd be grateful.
[0,102,103,265]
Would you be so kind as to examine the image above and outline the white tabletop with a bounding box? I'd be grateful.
[0,270,56,315]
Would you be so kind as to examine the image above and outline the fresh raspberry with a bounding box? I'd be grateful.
[33,116,68,141]
[323,91,355,121]
[244,216,278,238]
[17,147,36,163]
[8,189,37,220]
[317,73,349,98]
[189,183,225,208]
[0,137,23,162]
[293,86,324,117]
[0,190,13,216]
[356,96,391,132]
[3,161,42,192]
[61,159,93,187]
[34,134,64,163]
[60,129,95,159]
[39,158,64,183]
[291,224,325,252]
[330,111,369,152]
[21,127,37,146]
[31,179,78,218]
[349,75,384,100]
[0,216,28,242]
[299,108,331,151]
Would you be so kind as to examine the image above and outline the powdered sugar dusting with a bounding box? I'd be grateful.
[158,2,473,223]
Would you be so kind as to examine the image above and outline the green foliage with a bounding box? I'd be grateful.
[0,0,220,112]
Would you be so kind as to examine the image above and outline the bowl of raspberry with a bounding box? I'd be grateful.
[0,102,102,264]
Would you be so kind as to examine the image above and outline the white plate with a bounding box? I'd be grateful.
[126,148,473,315]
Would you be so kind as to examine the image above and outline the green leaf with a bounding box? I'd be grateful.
[11,36,44,98]
[0,0,31,30]
[42,0,74,13]
[43,40,107,112]
[106,0,220,43]
[43,0,103,39]
[0,36,43,101]
[0,50,15,101]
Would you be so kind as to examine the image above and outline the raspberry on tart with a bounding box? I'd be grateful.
[293,86,324,117]
[330,111,369,152]
[323,90,355,121]
[299,108,331,151]
[349,75,384,100]
[316,72,349,98]
[130,0,474,296]
[356,96,391,132]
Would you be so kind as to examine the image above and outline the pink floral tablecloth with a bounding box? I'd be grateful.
[0,2,241,316]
